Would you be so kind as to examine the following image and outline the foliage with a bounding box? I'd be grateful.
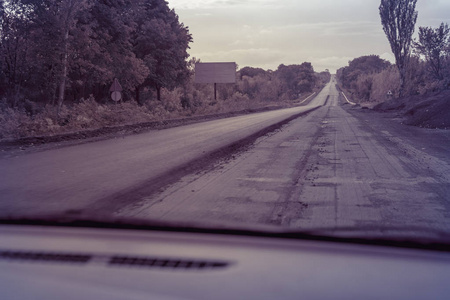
[338,23,450,104]
[0,0,35,107]
[0,0,192,107]
[0,96,155,139]
[276,63,317,100]
[414,23,450,81]
[338,5,449,103]
[369,66,401,101]
[379,0,418,96]
[239,67,267,79]
[0,1,330,139]
[337,55,433,103]
[0,61,330,139]
[337,55,391,101]
[132,0,192,102]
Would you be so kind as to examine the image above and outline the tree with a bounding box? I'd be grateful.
[339,55,391,90]
[337,55,392,101]
[88,0,149,102]
[54,0,90,112]
[131,0,192,102]
[0,0,35,106]
[276,62,316,100]
[414,23,450,81]
[13,0,93,108]
[379,0,418,96]
[239,67,266,80]
[0,0,193,111]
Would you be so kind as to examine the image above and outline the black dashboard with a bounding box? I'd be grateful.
[1,224,450,300]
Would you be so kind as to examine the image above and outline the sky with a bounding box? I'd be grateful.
[167,0,450,73]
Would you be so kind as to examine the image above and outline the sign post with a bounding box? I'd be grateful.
[109,78,123,102]
[194,62,236,100]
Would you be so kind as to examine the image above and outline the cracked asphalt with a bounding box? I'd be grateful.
[119,79,450,235]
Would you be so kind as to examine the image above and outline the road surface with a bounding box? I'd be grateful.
[0,87,326,216]
[1,79,450,234]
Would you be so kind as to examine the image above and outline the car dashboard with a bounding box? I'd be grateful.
[1,224,450,300]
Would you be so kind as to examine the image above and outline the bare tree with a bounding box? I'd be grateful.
[414,23,450,81]
[379,0,418,97]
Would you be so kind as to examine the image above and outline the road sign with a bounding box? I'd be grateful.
[111,91,122,102]
[194,62,236,100]
[110,78,122,102]
[194,62,236,84]
[109,78,123,92]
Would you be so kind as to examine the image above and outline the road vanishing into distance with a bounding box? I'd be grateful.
[1,77,450,234]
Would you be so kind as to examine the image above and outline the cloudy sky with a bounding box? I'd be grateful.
[167,0,450,73]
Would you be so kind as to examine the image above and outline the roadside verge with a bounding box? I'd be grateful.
[0,94,317,155]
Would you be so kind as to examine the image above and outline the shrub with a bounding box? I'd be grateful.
[0,96,159,139]
[370,66,401,102]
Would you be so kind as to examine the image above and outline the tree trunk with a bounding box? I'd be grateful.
[156,85,161,101]
[57,28,69,115]
[398,57,409,98]
[399,67,405,98]
[57,0,81,114]
[135,85,141,105]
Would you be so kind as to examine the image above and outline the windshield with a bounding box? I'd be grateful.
[0,0,449,244]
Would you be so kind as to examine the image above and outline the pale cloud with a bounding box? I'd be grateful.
[417,0,450,26]
[380,52,395,64]
[259,29,273,35]
[229,39,255,47]
[169,0,279,10]
[310,56,355,73]
[194,13,212,16]
[168,0,448,73]
[196,48,286,69]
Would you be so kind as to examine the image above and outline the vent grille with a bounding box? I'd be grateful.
[109,256,229,270]
[0,250,230,271]
[0,250,91,264]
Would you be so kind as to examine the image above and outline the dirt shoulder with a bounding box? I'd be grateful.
[371,89,450,129]
[341,98,450,164]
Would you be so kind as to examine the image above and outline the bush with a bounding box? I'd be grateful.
[0,96,159,139]
[370,66,401,102]
[338,54,449,104]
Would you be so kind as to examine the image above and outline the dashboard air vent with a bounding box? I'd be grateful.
[109,255,229,270]
[0,250,230,271]
[0,250,91,264]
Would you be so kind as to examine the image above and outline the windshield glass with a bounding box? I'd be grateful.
[1,0,449,242]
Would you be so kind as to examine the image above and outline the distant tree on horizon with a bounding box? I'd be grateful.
[276,62,316,99]
[338,55,391,90]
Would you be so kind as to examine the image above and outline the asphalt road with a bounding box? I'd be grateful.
[119,80,450,233]
[1,79,450,235]
[0,84,326,216]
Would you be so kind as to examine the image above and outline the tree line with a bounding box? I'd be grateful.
[0,0,192,111]
[176,60,329,112]
[0,0,330,140]
[338,0,449,102]
[0,57,329,139]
